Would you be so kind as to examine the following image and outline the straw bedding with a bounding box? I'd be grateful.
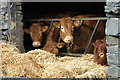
[0,42,108,78]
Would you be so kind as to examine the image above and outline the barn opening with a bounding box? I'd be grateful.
[22,2,106,53]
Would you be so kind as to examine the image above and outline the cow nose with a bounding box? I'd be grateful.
[32,41,41,47]
[64,36,73,43]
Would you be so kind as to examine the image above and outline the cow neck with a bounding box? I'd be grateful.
[46,25,56,43]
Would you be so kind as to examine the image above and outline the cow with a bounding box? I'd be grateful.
[59,17,74,53]
[58,14,106,53]
[42,22,65,54]
[24,23,48,48]
[92,39,108,65]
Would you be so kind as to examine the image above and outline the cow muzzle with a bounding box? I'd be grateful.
[32,41,41,47]
[64,36,73,43]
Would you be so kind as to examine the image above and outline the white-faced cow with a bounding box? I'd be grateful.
[58,15,106,53]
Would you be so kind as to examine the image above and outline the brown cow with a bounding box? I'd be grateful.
[58,14,106,53]
[42,22,65,54]
[24,23,48,47]
[92,39,108,65]
[59,17,74,52]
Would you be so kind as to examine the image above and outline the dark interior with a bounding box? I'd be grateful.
[22,2,106,52]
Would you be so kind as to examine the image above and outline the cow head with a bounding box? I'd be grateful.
[59,17,74,44]
[24,23,48,47]
[92,39,108,65]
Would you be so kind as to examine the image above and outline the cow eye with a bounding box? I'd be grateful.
[61,27,64,29]
[61,26,65,32]
[99,53,104,58]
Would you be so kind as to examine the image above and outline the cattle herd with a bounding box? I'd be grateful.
[24,14,108,66]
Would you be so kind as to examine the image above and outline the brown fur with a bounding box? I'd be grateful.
[58,15,106,53]
[73,14,106,53]
[42,22,65,54]
[93,39,108,65]
[24,23,48,47]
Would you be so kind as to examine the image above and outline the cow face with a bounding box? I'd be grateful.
[59,17,74,44]
[93,40,108,65]
[24,23,48,47]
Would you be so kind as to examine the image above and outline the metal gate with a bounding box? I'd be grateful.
[24,17,108,56]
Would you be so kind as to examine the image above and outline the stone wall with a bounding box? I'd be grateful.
[105,0,120,78]
[0,2,24,53]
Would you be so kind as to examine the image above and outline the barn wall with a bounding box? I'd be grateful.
[105,0,120,78]
[0,2,25,53]
[0,2,9,42]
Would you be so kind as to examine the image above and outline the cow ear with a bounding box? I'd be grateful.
[42,26,48,32]
[92,42,95,47]
[53,22,60,28]
[57,42,65,48]
[73,20,80,27]
[106,44,109,48]
[24,28,30,34]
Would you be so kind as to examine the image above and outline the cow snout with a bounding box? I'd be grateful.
[32,41,41,47]
[64,36,73,43]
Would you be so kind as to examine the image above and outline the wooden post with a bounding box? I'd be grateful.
[13,2,25,53]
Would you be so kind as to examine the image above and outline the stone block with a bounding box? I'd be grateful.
[16,21,23,27]
[16,2,22,6]
[2,30,9,36]
[2,23,9,29]
[0,2,7,8]
[1,35,8,40]
[106,36,120,45]
[108,78,120,80]
[0,15,5,20]
[107,52,120,66]
[0,9,6,14]
[16,5,22,10]
[106,1,120,7]
[105,6,120,14]
[16,14,23,21]
[106,18,120,36]
[16,11,22,14]
[108,65,120,78]
[107,45,119,54]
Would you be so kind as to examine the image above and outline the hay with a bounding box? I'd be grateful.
[0,42,108,78]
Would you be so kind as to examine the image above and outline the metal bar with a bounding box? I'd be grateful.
[71,20,83,51]
[23,17,108,22]
[58,37,61,43]
[84,20,100,54]
[72,17,108,21]
[57,53,84,57]
[43,21,53,46]
[47,21,53,34]
[74,20,83,43]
